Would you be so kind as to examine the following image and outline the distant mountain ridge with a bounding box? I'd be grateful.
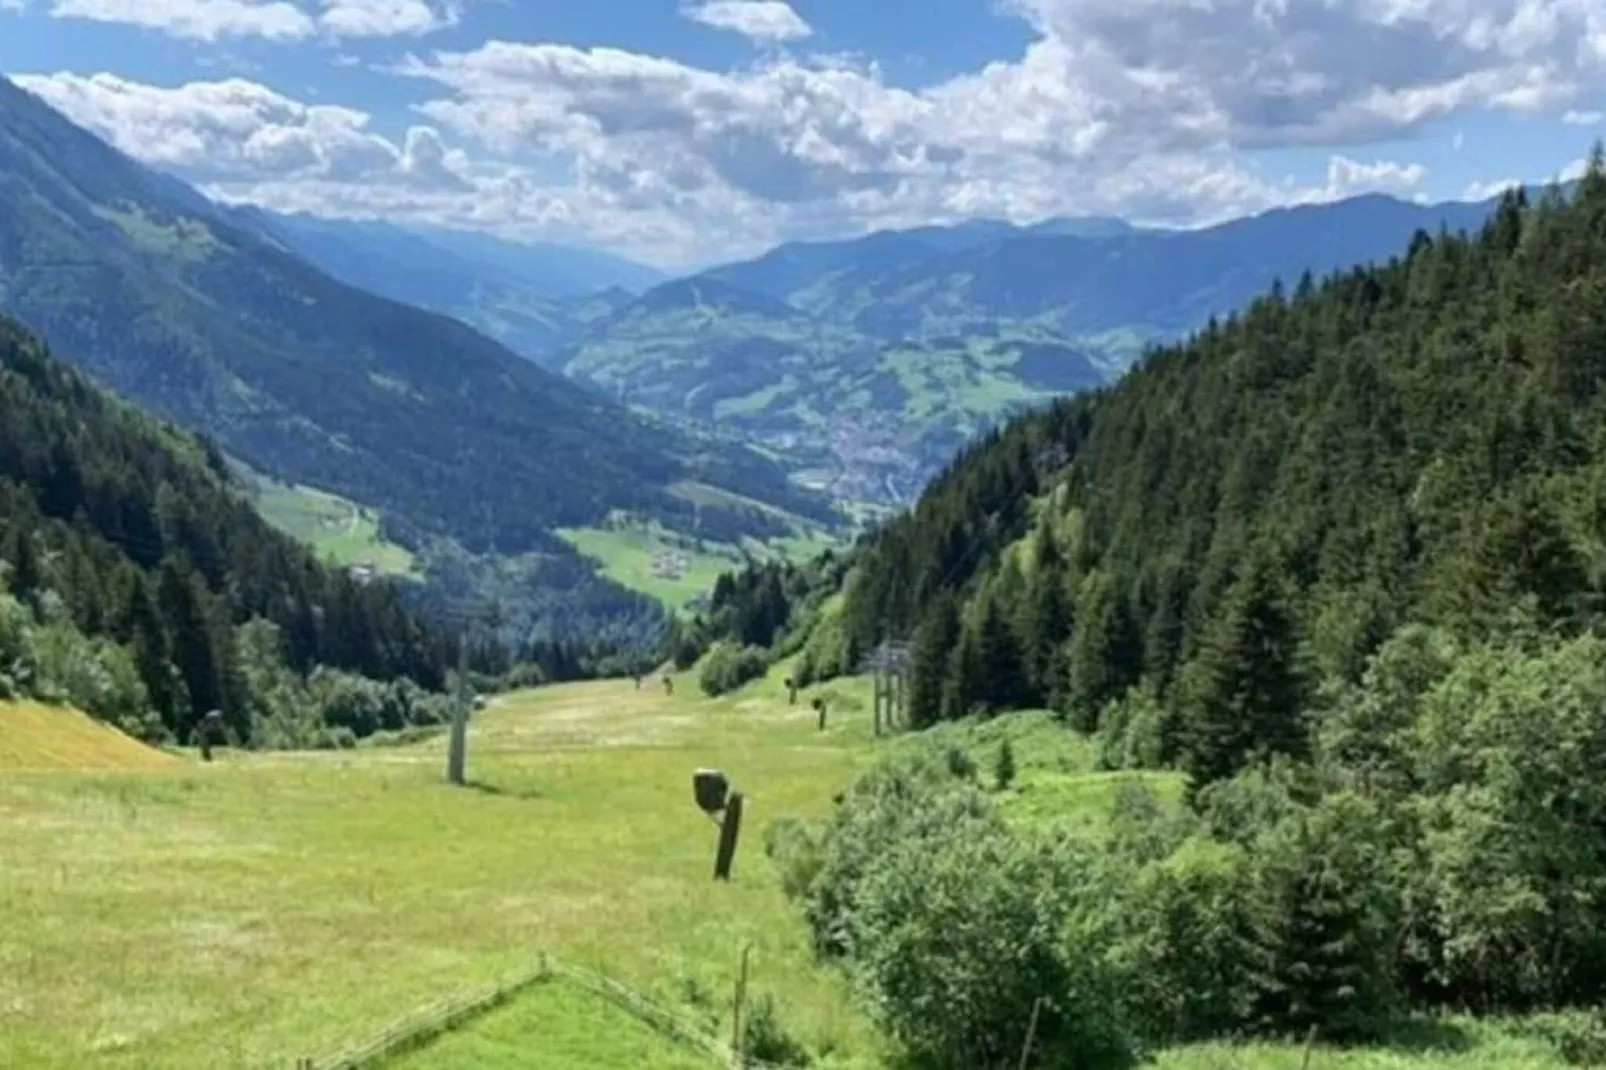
[545,191,1520,504]
[0,74,829,571]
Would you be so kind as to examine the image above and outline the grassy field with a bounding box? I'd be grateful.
[0,701,176,772]
[0,679,1589,1070]
[251,478,417,577]
[558,513,842,613]
[555,524,745,612]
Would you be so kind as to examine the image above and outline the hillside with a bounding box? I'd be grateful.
[552,193,1508,505]
[808,170,1606,751]
[0,314,451,745]
[237,209,661,362]
[0,700,175,770]
[671,155,1606,1068]
[0,76,824,566]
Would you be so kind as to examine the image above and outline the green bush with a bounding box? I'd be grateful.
[763,816,823,902]
[698,641,770,697]
[742,992,810,1066]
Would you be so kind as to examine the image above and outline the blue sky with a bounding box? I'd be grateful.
[0,0,1600,268]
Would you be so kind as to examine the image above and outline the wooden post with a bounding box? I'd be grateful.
[785,677,797,706]
[1017,997,1045,1070]
[731,944,751,1068]
[714,792,744,881]
[872,672,883,737]
[447,641,469,786]
[815,698,826,732]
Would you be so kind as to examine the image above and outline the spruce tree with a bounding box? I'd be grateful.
[975,594,1026,712]
[1180,554,1306,794]
[909,593,960,728]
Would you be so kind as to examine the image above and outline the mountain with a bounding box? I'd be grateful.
[561,277,1105,503]
[0,75,828,575]
[558,193,1513,506]
[751,173,1606,768]
[239,209,664,361]
[0,312,451,746]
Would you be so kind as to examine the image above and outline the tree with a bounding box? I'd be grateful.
[975,594,1027,713]
[1180,553,1306,794]
[909,593,960,728]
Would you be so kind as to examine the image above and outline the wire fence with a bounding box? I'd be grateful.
[294,953,788,1070]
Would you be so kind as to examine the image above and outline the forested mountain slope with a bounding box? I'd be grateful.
[0,315,452,746]
[235,208,659,362]
[757,156,1606,784]
[707,155,1606,1068]
[0,75,824,559]
[556,193,1510,504]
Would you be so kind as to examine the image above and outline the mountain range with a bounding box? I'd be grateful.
[264,193,1517,506]
[0,75,829,573]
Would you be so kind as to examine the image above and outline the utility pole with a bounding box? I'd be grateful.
[447,632,470,786]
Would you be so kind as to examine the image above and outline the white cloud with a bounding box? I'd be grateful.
[15,0,1605,265]
[1463,177,1522,201]
[682,0,810,43]
[1321,154,1428,198]
[13,72,470,190]
[1561,157,1591,183]
[43,0,458,40]
[1564,108,1604,125]
[48,0,313,41]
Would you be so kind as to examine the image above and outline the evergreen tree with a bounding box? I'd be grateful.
[1180,554,1306,794]
[909,593,961,728]
[975,594,1027,712]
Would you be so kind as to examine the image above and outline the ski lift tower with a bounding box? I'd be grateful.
[860,640,912,737]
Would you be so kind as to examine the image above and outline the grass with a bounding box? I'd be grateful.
[0,700,175,772]
[0,672,883,1069]
[0,679,1587,1070]
[388,978,711,1070]
[251,478,417,577]
[560,506,844,613]
[556,523,744,613]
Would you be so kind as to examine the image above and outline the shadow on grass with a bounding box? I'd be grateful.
[1373,1017,1477,1055]
[463,779,545,801]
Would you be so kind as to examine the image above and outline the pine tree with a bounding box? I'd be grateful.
[157,555,226,731]
[909,593,960,728]
[975,594,1026,712]
[943,621,983,721]
[994,738,1016,790]
[1180,554,1306,794]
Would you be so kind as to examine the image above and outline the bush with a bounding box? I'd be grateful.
[764,816,823,901]
[852,820,1132,1069]
[994,739,1017,790]
[1095,685,1168,771]
[742,993,810,1066]
[698,641,770,697]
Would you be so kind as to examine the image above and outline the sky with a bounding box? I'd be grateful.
[0,0,1600,270]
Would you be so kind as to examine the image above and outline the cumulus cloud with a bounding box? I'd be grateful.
[1322,154,1428,198]
[1564,108,1604,125]
[682,0,811,43]
[13,72,470,189]
[15,0,1605,265]
[1463,177,1522,201]
[43,0,458,40]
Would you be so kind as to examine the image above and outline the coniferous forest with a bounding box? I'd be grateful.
[0,314,460,746]
[714,154,1606,1065]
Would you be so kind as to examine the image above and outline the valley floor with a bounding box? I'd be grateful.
[0,675,1588,1069]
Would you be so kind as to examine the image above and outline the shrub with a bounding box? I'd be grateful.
[764,816,823,901]
[742,993,810,1066]
[698,641,769,696]
[994,739,1017,790]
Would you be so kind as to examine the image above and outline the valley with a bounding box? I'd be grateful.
[0,17,1603,1066]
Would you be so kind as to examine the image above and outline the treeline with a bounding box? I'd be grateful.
[671,552,849,695]
[0,315,454,745]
